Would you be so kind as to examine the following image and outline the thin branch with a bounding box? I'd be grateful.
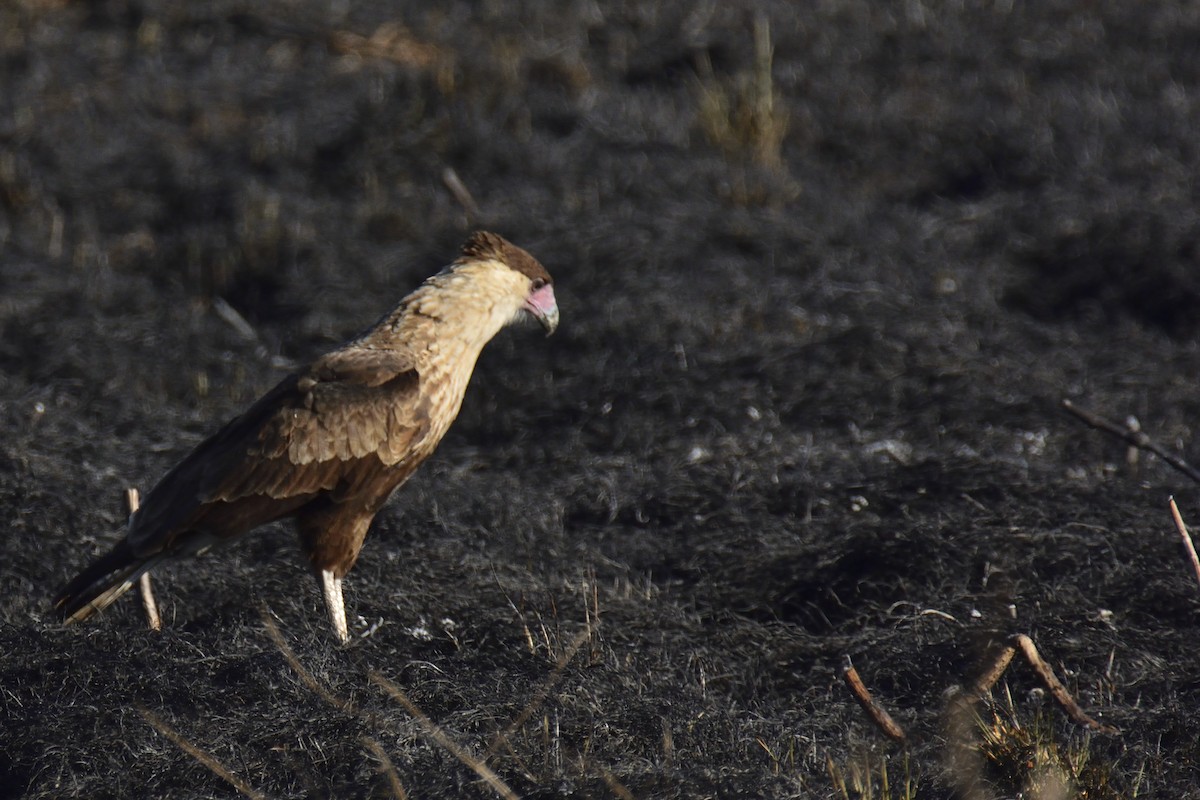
[842,656,906,743]
[1012,635,1119,735]
[1061,399,1200,484]
[1168,496,1200,589]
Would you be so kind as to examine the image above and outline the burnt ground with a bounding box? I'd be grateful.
[3,1,1200,797]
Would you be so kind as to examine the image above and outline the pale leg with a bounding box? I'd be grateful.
[318,568,349,644]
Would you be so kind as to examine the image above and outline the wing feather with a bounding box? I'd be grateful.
[127,346,429,554]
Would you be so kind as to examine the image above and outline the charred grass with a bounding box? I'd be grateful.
[4,1,1200,797]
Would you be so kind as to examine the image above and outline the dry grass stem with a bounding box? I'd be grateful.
[137,571,160,630]
[370,671,519,800]
[362,736,410,799]
[125,488,162,632]
[829,749,917,800]
[750,13,785,170]
[138,706,266,800]
[486,625,592,760]
[210,296,258,341]
[261,608,354,713]
[957,635,1117,735]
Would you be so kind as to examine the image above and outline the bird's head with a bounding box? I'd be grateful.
[455,231,559,336]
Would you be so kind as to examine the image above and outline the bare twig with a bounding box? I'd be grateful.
[370,671,518,800]
[1012,634,1119,735]
[842,656,906,743]
[1061,399,1200,484]
[138,706,266,800]
[1168,496,1200,589]
[125,488,161,632]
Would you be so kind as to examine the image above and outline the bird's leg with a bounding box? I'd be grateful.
[317,568,349,644]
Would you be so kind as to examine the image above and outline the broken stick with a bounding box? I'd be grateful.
[842,656,906,743]
[1011,634,1118,735]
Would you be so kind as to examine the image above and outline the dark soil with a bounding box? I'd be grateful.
[3,1,1200,797]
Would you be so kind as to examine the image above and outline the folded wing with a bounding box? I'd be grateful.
[127,347,430,556]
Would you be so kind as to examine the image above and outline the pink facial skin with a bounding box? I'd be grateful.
[523,283,559,334]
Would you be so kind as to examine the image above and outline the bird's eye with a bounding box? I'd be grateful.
[531,278,547,290]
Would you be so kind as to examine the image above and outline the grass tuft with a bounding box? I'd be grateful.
[828,749,918,800]
[694,13,789,172]
[971,687,1132,800]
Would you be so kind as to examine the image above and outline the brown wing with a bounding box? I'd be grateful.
[127,346,429,555]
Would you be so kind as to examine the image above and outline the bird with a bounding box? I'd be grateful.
[53,231,559,643]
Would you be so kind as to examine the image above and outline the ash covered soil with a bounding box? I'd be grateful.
[3,2,1200,798]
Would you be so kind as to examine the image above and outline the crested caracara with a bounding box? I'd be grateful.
[54,231,558,642]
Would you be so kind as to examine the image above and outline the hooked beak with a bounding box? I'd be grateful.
[524,283,559,335]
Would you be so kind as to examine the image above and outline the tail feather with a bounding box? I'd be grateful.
[53,541,163,624]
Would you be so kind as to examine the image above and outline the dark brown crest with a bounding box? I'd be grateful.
[459,231,553,285]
